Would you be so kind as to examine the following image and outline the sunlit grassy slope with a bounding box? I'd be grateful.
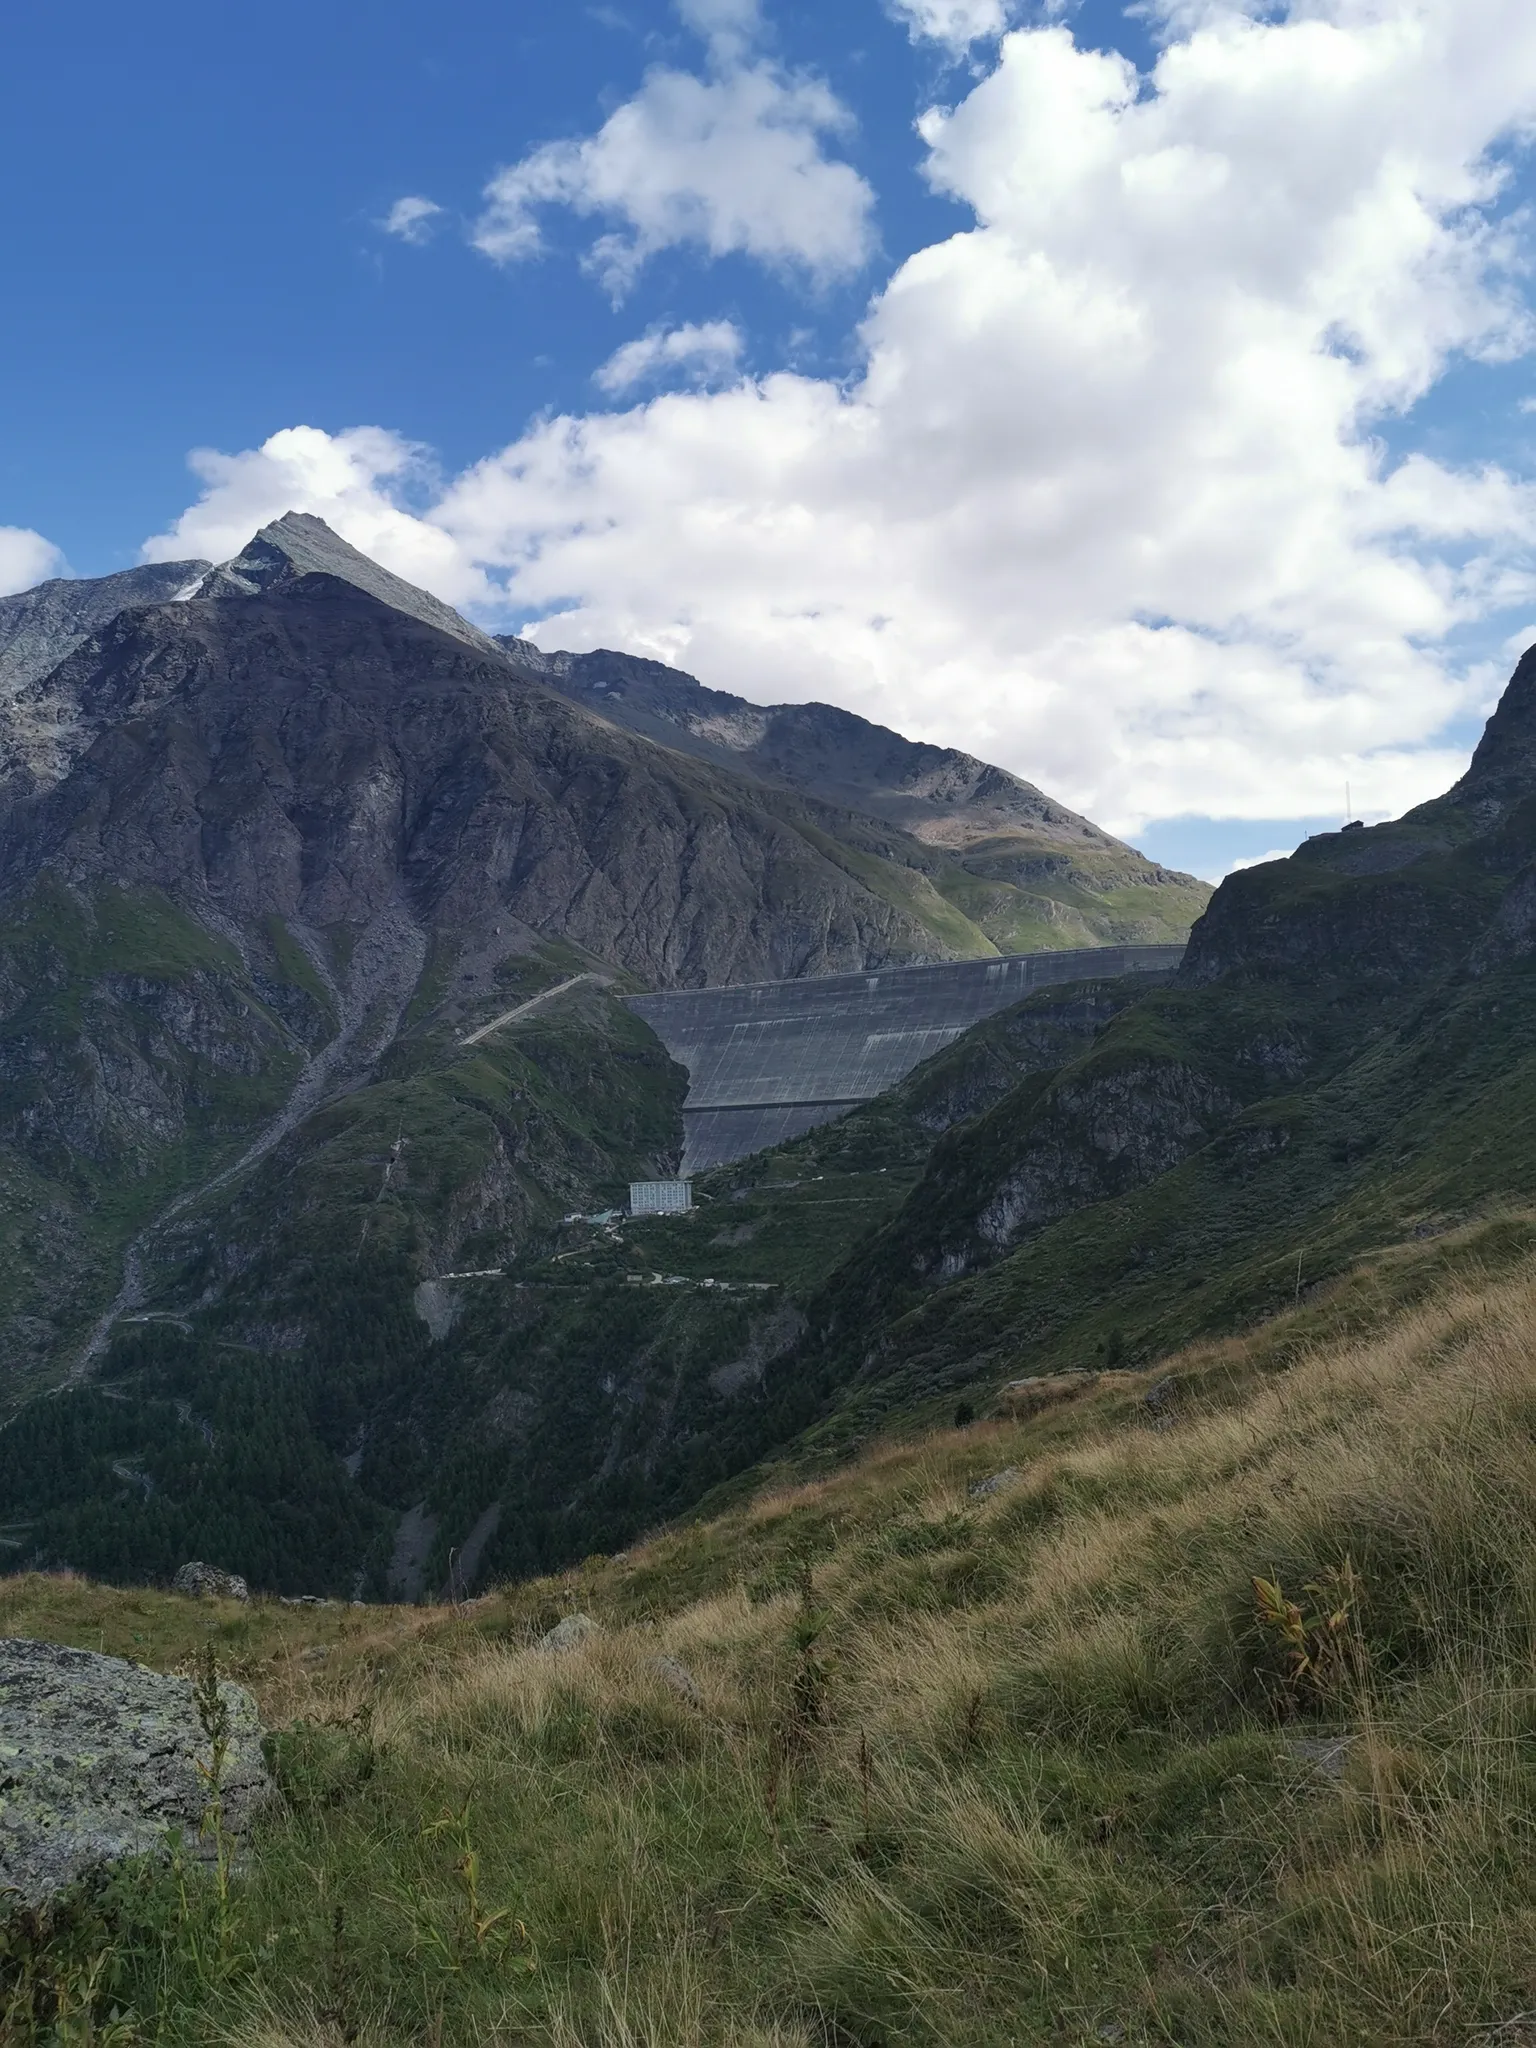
[10,1213,1536,2046]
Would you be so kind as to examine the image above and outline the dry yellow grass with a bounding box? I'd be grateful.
[17,1231,1536,2044]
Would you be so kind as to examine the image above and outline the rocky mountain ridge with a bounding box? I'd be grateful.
[0,559,208,698]
[504,637,1209,952]
[765,639,1536,1431]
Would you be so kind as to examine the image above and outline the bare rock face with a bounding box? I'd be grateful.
[0,564,948,989]
[0,560,208,699]
[192,513,500,658]
[172,1561,249,1601]
[507,640,1112,848]
[0,1638,272,1905]
[511,637,1212,947]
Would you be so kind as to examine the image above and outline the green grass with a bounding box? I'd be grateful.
[0,980,696,1593]
[260,918,338,1033]
[932,854,1211,954]
[12,1229,1536,2044]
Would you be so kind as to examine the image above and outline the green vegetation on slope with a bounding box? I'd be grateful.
[10,1222,1536,2044]
[933,839,1213,954]
[0,968,692,1593]
[0,883,312,1385]
[770,797,1536,1443]
[0,961,1166,1598]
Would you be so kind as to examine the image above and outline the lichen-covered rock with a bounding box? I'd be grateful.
[172,1561,249,1602]
[0,1638,272,1905]
[653,1654,702,1705]
[537,1614,601,1655]
[968,1466,1021,1499]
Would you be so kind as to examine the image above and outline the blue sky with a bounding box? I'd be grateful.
[5,0,1536,880]
[1,0,979,564]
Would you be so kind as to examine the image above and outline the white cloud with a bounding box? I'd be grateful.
[139,426,498,611]
[381,196,444,245]
[470,3,874,295]
[887,0,1014,53]
[675,0,762,65]
[595,320,744,392]
[150,0,1536,838]
[0,527,65,598]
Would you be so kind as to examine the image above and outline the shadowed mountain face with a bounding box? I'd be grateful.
[0,561,209,698]
[502,639,1211,952]
[0,579,950,984]
[761,635,1536,1439]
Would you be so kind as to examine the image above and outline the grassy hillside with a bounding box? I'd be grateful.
[933,840,1213,954]
[10,1217,1536,2045]
[0,962,692,1593]
[767,792,1536,1443]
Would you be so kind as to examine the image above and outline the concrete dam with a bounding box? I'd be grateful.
[627,944,1185,1174]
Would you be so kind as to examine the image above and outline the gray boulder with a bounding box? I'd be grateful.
[172,1561,249,1602]
[537,1614,602,1655]
[653,1654,702,1705]
[0,1638,273,1905]
[969,1467,1021,1499]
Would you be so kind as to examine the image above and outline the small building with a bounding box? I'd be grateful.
[629,1179,694,1216]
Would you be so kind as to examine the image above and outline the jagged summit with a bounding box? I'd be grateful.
[192,511,501,657]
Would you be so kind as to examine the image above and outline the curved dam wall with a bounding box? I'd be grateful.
[628,944,1185,1174]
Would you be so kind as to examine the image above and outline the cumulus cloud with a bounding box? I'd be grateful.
[887,0,1014,53]
[470,2,873,294]
[595,320,744,392]
[148,0,1536,838]
[0,527,66,598]
[381,196,445,245]
[675,0,762,64]
[139,426,498,611]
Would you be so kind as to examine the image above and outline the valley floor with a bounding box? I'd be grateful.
[9,1213,1536,2046]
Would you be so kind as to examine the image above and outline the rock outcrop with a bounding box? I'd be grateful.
[172,1562,249,1601]
[0,549,974,987]
[0,1638,271,1905]
[537,1614,601,1654]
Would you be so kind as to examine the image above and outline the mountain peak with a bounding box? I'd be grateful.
[194,512,500,657]
[1445,641,1536,816]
